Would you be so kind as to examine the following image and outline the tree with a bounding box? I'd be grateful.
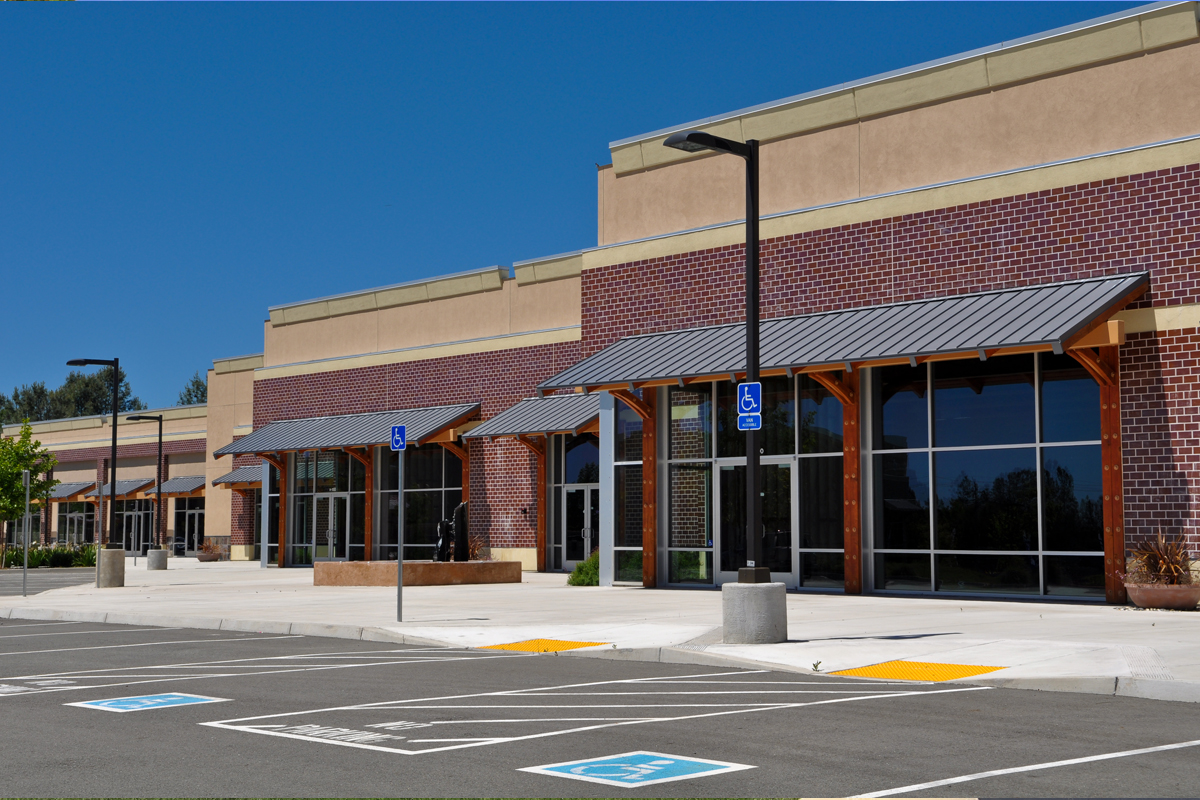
[177,371,207,406]
[0,367,145,425]
[0,421,59,527]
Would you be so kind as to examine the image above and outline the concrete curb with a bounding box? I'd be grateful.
[0,606,450,649]
[6,605,1199,703]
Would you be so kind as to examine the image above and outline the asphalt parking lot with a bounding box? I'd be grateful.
[0,566,93,596]
[2,619,1199,798]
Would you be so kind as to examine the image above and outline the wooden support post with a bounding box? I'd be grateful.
[641,391,657,588]
[1098,346,1127,604]
[842,369,862,594]
[516,436,547,572]
[343,448,374,561]
[440,441,470,503]
[262,454,286,568]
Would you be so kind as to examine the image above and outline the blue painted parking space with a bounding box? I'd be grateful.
[519,750,754,788]
[67,692,229,713]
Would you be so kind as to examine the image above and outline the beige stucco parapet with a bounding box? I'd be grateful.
[514,252,584,285]
[213,353,264,375]
[608,3,1199,176]
[585,134,1200,272]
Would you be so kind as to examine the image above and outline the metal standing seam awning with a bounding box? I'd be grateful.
[85,479,155,500]
[538,273,1148,393]
[140,475,206,498]
[48,482,95,502]
[212,463,264,490]
[463,394,601,442]
[212,403,481,458]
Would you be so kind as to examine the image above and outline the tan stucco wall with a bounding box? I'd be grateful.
[13,408,208,456]
[205,361,259,541]
[262,275,581,370]
[599,37,1200,245]
[52,462,96,483]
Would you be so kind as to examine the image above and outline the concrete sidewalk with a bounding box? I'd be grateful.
[2,559,1198,703]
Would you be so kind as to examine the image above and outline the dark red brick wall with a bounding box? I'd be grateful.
[583,164,1200,557]
[53,439,206,464]
[254,341,581,549]
[583,165,1199,353]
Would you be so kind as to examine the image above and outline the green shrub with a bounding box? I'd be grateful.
[567,550,600,586]
[72,544,97,567]
[47,547,75,568]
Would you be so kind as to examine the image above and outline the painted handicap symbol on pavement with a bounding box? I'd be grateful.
[519,750,754,788]
[66,693,230,713]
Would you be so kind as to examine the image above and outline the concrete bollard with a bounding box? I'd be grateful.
[722,582,787,644]
[97,548,126,588]
[146,549,168,571]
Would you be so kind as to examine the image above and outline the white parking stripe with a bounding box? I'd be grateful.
[0,622,84,630]
[0,635,302,657]
[854,738,1200,798]
[0,627,182,640]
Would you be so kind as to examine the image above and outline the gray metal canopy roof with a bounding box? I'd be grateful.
[145,475,206,496]
[85,479,154,498]
[49,482,94,500]
[463,394,601,440]
[540,273,1147,391]
[213,403,480,456]
[213,464,264,486]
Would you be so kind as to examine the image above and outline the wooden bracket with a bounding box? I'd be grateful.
[809,370,856,406]
[1068,347,1116,386]
[439,441,468,463]
[516,435,545,458]
[260,453,285,472]
[611,389,652,421]
[342,447,372,468]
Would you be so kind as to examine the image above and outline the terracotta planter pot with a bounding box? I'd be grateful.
[1125,583,1200,610]
[196,552,221,563]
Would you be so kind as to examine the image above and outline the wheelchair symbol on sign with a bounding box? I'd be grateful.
[739,382,761,413]
[390,425,406,451]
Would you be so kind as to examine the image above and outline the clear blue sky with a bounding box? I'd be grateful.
[1,1,1140,410]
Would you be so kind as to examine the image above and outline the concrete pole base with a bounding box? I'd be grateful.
[146,549,168,571]
[97,548,126,588]
[722,581,787,644]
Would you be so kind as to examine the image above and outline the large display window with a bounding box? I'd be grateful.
[868,353,1104,597]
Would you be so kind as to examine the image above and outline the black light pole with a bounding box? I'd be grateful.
[67,358,122,550]
[664,131,770,584]
[128,414,163,551]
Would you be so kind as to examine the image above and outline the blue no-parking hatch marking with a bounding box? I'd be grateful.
[519,750,754,788]
[66,693,230,713]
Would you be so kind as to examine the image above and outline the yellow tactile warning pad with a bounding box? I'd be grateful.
[830,660,1006,682]
[478,638,609,653]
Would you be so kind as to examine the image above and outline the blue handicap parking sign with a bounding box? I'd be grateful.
[390,424,406,451]
[67,693,229,713]
[737,381,762,430]
[520,751,754,788]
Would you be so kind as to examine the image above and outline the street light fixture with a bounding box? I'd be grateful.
[66,358,122,551]
[664,130,770,584]
[127,414,163,552]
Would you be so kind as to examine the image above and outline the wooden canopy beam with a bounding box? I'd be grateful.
[611,389,652,421]
[809,371,856,406]
[439,441,470,503]
[1068,347,1115,386]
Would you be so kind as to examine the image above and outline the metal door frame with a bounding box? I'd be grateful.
[714,457,798,587]
[313,493,350,562]
[561,483,600,571]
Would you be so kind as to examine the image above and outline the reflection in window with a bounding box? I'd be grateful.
[669,386,711,460]
[874,452,930,550]
[1044,555,1105,597]
[800,552,844,588]
[668,463,712,550]
[799,375,843,454]
[935,449,1037,551]
[1041,352,1100,443]
[615,398,643,462]
[874,364,928,450]
[615,464,643,548]
[718,464,790,573]
[1042,446,1103,552]
[800,456,842,549]
[564,434,600,484]
[874,553,931,591]
[935,554,1038,594]
[933,356,1035,447]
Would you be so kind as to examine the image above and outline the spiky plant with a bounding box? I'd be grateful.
[1125,529,1194,586]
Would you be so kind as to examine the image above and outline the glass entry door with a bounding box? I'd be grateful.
[716,462,796,583]
[182,509,204,554]
[314,495,348,561]
[563,485,600,570]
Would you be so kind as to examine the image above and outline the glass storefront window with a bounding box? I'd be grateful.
[799,375,844,454]
[564,434,599,484]
[869,354,1104,597]
[932,356,1035,447]
[668,550,713,584]
[615,464,642,548]
[717,376,793,457]
[615,400,643,463]
[668,463,712,550]
[669,386,711,460]
[799,456,842,549]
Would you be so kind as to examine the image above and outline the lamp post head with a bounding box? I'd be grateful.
[663,130,752,159]
[66,358,117,368]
